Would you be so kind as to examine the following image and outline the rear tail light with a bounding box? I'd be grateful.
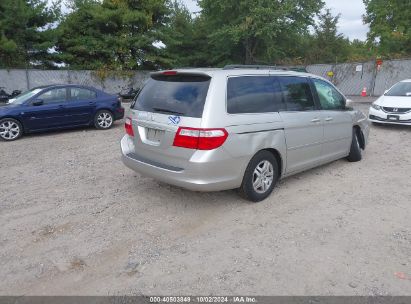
[173,127,228,150]
[125,117,134,137]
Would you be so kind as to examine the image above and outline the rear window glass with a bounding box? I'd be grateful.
[132,74,211,118]
[279,77,315,111]
[227,76,285,114]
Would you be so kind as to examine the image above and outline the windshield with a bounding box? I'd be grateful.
[8,89,42,105]
[132,74,211,118]
[385,82,411,97]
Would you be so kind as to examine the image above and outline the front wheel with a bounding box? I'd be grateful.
[94,110,114,130]
[239,151,279,202]
[347,129,362,162]
[0,118,23,141]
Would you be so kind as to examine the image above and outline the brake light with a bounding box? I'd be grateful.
[125,117,134,137]
[173,127,228,150]
[162,70,177,76]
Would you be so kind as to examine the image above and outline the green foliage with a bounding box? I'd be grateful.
[161,1,210,67]
[2,0,411,70]
[363,0,411,57]
[306,9,350,64]
[56,0,170,70]
[0,0,60,68]
[197,0,324,65]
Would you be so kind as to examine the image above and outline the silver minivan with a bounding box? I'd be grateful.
[121,67,369,202]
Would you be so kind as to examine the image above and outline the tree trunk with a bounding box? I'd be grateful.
[244,38,257,64]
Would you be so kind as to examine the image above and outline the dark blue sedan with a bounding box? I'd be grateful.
[0,84,125,141]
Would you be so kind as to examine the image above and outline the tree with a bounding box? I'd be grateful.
[162,1,210,68]
[306,8,350,64]
[197,0,324,66]
[0,0,60,68]
[347,39,376,62]
[363,0,411,56]
[56,0,170,70]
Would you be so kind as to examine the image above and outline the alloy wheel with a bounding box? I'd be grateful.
[0,120,21,140]
[252,160,274,194]
[97,112,113,129]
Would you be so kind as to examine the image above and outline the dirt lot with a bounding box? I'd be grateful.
[1,97,410,296]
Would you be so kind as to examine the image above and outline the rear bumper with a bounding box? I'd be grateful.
[120,135,244,192]
[369,108,411,125]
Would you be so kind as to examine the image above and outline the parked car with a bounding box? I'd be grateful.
[0,87,21,103]
[0,84,124,141]
[369,79,411,125]
[121,67,369,202]
[119,87,140,101]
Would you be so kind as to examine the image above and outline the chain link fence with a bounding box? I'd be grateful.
[0,69,150,95]
[307,58,411,96]
[1,59,411,96]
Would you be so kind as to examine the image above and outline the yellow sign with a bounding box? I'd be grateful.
[327,71,334,77]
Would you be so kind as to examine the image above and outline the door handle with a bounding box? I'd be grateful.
[58,105,65,108]
[311,118,321,123]
[325,117,333,121]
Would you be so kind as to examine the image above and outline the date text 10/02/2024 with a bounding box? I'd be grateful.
[149,296,257,303]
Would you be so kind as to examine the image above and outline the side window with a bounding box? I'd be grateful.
[279,77,315,111]
[70,88,97,100]
[37,88,67,104]
[227,76,285,114]
[312,79,345,110]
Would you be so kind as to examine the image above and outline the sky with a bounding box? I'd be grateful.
[182,0,369,41]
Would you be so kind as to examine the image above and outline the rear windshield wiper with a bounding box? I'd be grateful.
[152,107,185,115]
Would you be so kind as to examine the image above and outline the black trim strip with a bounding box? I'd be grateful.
[369,115,411,123]
[237,128,283,135]
[126,153,184,172]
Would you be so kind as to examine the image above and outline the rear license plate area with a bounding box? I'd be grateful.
[387,115,400,121]
[146,128,165,143]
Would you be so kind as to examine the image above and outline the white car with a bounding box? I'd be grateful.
[369,80,411,125]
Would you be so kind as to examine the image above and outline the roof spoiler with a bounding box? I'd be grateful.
[151,70,212,78]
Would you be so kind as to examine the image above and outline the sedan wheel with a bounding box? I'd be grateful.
[0,119,22,141]
[95,111,113,129]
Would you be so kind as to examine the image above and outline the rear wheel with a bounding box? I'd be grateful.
[347,129,362,162]
[0,118,23,141]
[94,110,113,130]
[239,151,279,202]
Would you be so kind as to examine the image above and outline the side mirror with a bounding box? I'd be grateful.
[32,99,44,106]
[346,98,354,107]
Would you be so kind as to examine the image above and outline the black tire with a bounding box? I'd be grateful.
[239,150,279,202]
[94,110,114,130]
[0,118,23,141]
[347,129,362,162]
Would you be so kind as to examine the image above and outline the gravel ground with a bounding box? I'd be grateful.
[1,97,410,296]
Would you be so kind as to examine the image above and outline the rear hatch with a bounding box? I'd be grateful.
[128,71,211,169]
